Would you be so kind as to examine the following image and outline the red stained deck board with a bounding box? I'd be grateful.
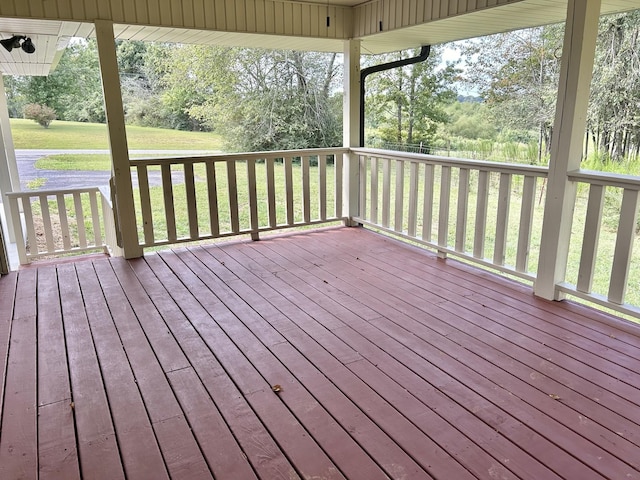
[37,401,80,480]
[200,245,488,478]
[144,253,345,480]
[108,257,190,373]
[56,264,124,480]
[251,232,638,479]
[88,259,214,480]
[352,238,640,386]
[310,234,638,462]
[303,232,640,431]
[157,250,388,479]
[319,246,640,433]
[0,272,17,417]
[175,248,427,480]
[338,227,640,362]
[89,260,184,423]
[294,231,640,398]
[127,257,299,480]
[3,226,640,479]
[37,266,72,406]
[0,270,37,480]
[36,266,80,480]
[73,262,170,480]
[208,240,565,480]
[166,367,256,480]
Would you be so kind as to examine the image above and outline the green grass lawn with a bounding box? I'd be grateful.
[10,118,224,150]
[35,153,169,171]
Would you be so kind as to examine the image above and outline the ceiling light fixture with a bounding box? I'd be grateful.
[1,35,36,54]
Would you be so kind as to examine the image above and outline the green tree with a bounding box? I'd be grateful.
[15,40,105,123]
[459,25,563,161]
[364,46,459,150]
[182,46,342,151]
[442,100,497,140]
[588,11,640,161]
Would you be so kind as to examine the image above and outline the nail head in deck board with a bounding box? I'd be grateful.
[167,367,257,480]
[38,400,81,480]
[56,263,124,480]
[129,257,298,480]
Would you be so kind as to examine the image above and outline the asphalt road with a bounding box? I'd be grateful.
[15,149,216,191]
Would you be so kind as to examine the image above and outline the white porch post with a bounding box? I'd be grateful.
[0,74,19,242]
[342,39,361,225]
[94,19,142,258]
[535,0,601,299]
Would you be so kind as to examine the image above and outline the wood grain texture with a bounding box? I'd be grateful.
[0,270,38,480]
[2,227,639,479]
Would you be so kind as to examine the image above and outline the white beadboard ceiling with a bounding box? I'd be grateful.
[0,0,638,76]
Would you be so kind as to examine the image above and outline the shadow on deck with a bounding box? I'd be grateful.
[1,226,639,480]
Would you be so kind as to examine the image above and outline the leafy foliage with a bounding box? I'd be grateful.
[588,11,640,161]
[364,46,459,150]
[183,47,343,151]
[458,26,562,160]
[441,101,497,140]
[457,11,640,164]
[23,103,56,128]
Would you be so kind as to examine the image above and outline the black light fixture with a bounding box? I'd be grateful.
[1,35,36,54]
[21,37,35,54]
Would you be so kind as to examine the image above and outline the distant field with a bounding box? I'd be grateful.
[10,118,224,151]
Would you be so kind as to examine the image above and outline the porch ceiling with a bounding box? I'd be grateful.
[0,0,638,76]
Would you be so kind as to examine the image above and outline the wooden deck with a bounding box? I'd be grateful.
[1,226,640,480]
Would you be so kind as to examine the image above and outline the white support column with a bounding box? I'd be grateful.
[95,19,142,258]
[535,0,601,300]
[342,39,361,225]
[0,74,18,242]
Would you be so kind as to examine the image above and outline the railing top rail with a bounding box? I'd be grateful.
[130,147,349,166]
[5,186,103,198]
[351,147,549,177]
[568,169,640,190]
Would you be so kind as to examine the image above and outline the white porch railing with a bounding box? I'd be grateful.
[129,148,347,247]
[558,170,640,317]
[5,147,640,320]
[5,186,118,264]
[351,148,549,281]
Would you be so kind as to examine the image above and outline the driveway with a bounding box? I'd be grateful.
[15,149,217,191]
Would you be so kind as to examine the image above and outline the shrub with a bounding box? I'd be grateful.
[23,103,56,128]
